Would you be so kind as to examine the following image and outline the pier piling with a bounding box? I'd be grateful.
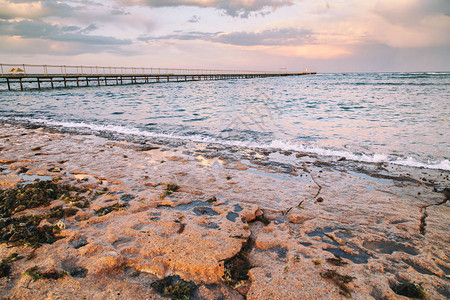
[0,63,316,91]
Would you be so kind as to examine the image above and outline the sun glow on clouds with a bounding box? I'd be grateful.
[0,0,449,71]
[0,1,44,20]
[268,45,352,60]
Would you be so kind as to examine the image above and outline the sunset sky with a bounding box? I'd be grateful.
[0,0,449,72]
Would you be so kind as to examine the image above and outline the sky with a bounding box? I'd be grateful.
[0,0,449,72]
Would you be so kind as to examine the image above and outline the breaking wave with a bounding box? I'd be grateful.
[5,117,449,171]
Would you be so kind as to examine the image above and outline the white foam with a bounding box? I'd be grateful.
[4,117,450,171]
[391,157,450,170]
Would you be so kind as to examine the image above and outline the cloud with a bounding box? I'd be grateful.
[372,0,450,25]
[0,20,132,45]
[214,28,313,46]
[138,30,217,42]
[188,15,200,23]
[0,35,133,56]
[367,0,450,48]
[140,28,314,46]
[111,8,131,15]
[121,0,294,17]
[0,0,76,20]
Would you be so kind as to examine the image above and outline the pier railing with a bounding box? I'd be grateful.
[0,63,316,91]
[0,63,287,77]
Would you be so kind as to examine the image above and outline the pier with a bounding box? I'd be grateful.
[0,63,316,91]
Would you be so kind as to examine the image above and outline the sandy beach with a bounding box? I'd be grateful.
[0,122,449,299]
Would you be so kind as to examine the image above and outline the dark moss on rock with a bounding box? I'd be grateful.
[160,183,180,199]
[0,181,87,218]
[0,181,87,248]
[23,266,67,281]
[326,254,348,266]
[0,253,21,278]
[222,238,254,285]
[249,213,270,226]
[0,214,62,248]
[151,275,197,300]
[320,269,355,298]
[391,281,428,299]
[44,206,78,220]
[96,203,127,216]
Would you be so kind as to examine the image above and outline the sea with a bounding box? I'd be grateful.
[0,72,449,170]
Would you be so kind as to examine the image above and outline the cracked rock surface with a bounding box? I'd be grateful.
[0,123,449,299]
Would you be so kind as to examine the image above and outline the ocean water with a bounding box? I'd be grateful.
[0,72,449,170]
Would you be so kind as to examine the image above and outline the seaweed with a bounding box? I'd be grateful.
[391,281,428,299]
[0,181,57,218]
[206,196,217,203]
[43,206,78,220]
[160,183,180,199]
[0,181,87,218]
[222,238,254,286]
[326,254,348,266]
[68,266,88,278]
[0,259,11,278]
[23,266,67,281]
[0,214,62,248]
[120,194,135,202]
[16,167,28,174]
[0,191,80,248]
[250,214,270,226]
[151,276,197,300]
[321,269,355,298]
[0,253,23,278]
[96,203,127,216]
[166,184,180,193]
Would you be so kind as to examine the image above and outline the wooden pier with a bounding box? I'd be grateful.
[0,63,316,91]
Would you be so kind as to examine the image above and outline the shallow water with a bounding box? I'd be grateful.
[0,72,449,170]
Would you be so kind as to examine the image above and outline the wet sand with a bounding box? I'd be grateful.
[0,123,449,299]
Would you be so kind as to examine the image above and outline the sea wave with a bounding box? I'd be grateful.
[4,117,449,171]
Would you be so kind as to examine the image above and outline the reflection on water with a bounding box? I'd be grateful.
[0,73,448,168]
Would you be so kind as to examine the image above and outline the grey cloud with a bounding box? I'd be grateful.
[111,8,131,15]
[0,37,133,56]
[124,0,294,17]
[214,28,313,46]
[79,24,99,34]
[140,28,314,46]
[0,20,131,45]
[0,0,76,20]
[188,15,200,23]
[138,31,218,42]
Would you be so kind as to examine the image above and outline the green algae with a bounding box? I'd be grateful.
[0,181,87,218]
[222,238,254,286]
[96,203,127,216]
[0,181,87,248]
[250,214,270,226]
[326,254,348,266]
[321,269,355,298]
[0,253,22,278]
[159,183,180,199]
[392,281,428,299]
[0,214,62,248]
[23,266,67,281]
[151,276,197,300]
[206,196,217,203]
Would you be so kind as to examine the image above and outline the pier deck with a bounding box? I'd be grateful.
[0,64,316,91]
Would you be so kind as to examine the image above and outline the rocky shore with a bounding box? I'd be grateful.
[0,123,449,299]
